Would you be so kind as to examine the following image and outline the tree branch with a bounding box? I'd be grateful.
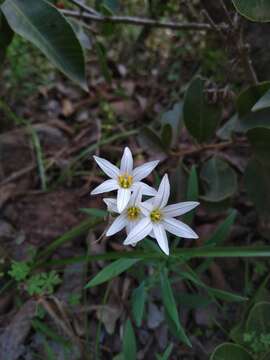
[67,0,100,17]
[62,9,212,31]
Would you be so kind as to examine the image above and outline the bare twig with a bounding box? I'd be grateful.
[67,0,100,16]
[62,9,212,31]
[170,141,233,157]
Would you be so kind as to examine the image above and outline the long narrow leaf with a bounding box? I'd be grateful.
[160,269,191,347]
[85,258,140,288]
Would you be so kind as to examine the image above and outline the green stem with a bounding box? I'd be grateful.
[43,246,270,267]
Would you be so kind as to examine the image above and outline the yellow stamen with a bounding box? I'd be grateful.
[118,174,133,189]
[150,209,162,223]
[127,206,140,221]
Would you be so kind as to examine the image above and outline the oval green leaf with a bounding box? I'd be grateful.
[232,0,270,22]
[246,301,270,334]
[210,343,253,360]
[247,127,270,166]
[200,157,237,203]
[183,77,221,143]
[1,0,87,90]
[244,158,270,216]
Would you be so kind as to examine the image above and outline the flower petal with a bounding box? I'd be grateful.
[120,147,133,174]
[129,184,142,206]
[140,201,153,216]
[163,201,200,218]
[153,223,169,255]
[153,174,170,209]
[123,217,152,245]
[133,182,157,196]
[133,160,159,181]
[93,156,119,179]
[117,188,131,212]
[126,219,140,234]
[91,179,119,195]
[163,218,198,239]
[103,198,118,213]
[106,213,127,236]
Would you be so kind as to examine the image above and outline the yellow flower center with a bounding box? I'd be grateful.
[150,209,162,223]
[118,174,133,189]
[127,206,140,221]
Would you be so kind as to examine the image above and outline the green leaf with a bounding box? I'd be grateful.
[131,282,146,327]
[160,269,191,347]
[236,82,270,132]
[252,89,270,112]
[247,127,270,165]
[123,319,136,360]
[183,77,221,143]
[0,10,13,63]
[184,165,199,224]
[85,258,140,288]
[237,83,270,117]
[232,0,270,22]
[208,288,247,303]
[160,102,183,147]
[161,123,173,150]
[200,156,237,202]
[244,158,270,216]
[217,114,237,140]
[1,0,87,90]
[156,343,174,360]
[210,343,253,360]
[246,301,270,334]
[205,210,237,246]
[181,268,247,303]
[80,208,107,218]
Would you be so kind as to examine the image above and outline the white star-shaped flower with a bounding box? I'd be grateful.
[123,174,199,255]
[104,186,144,237]
[91,147,158,212]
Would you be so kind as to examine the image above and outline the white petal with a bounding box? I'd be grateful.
[133,160,159,181]
[129,185,142,206]
[163,201,200,218]
[133,182,157,196]
[103,198,118,213]
[93,156,119,179]
[153,224,169,255]
[140,201,153,216]
[91,179,119,195]
[153,174,170,209]
[117,188,131,212]
[123,217,152,245]
[163,218,198,239]
[106,213,127,236]
[120,147,133,174]
[126,219,140,234]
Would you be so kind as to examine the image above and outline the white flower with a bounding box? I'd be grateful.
[104,186,144,237]
[123,174,199,255]
[91,147,159,212]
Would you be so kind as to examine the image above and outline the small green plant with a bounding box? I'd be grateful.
[8,260,31,281]
[8,261,61,296]
[26,271,62,296]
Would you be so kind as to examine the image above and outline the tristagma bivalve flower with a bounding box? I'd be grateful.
[91,147,159,212]
[123,174,199,255]
[104,185,143,237]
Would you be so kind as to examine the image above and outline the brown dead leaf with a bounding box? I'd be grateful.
[0,300,36,360]
[62,99,74,117]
